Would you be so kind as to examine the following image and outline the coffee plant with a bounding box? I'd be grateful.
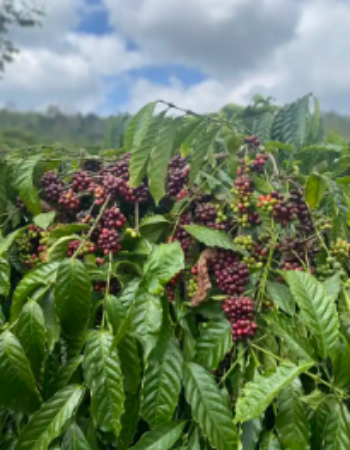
[1,95,350,450]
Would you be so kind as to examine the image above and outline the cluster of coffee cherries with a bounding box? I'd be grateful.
[165,271,182,303]
[58,189,80,211]
[72,170,91,192]
[101,206,127,229]
[93,279,120,295]
[41,171,64,203]
[186,264,199,298]
[97,228,121,255]
[258,192,294,226]
[170,214,193,252]
[233,235,264,270]
[330,239,350,259]
[244,135,260,147]
[231,176,261,227]
[210,250,250,296]
[221,295,257,341]
[289,190,314,234]
[194,203,226,230]
[166,155,190,197]
[66,240,96,257]
[16,225,48,267]
[237,153,268,176]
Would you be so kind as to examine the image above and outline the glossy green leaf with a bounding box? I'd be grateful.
[39,290,60,352]
[117,392,140,450]
[125,102,156,151]
[15,385,85,450]
[195,319,232,371]
[0,331,41,414]
[276,384,310,450]
[260,432,282,450]
[190,124,221,183]
[119,332,141,393]
[33,212,56,230]
[141,339,183,427]
[183,362,238,450]
[241,418,263,450]
[332,338,350,389]
[14,301,46,381]
[306,174,326,208]
[131,421,186,450]
[62,423,91,450]
[0,227,26,255]
[266,312,315,362]
[0,255,10,296]
[144,241,184,294]
[283,271,339,359]
[148,118,179,204]
[131,292,162,359]
[183,225,248,255]
[12,155,42,215]
[265,281,295,316]
[11,262,59,322]
[83,331,125,437]
[52,356,84,394]
[235,362,313,423]
[322,402,350,450]
[55,259,92,336]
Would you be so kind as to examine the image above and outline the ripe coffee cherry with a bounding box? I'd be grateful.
[41,171,64,203]
[170,214,192,252]
[210,250,250,296]
[58,189,80,211]
[72,170,91,192]
[221,295,257,342]
[166,155,189,197]
[232,320,258,341]
[108,153,131,179]
[97,228,121,254]
[102,206,127,229]
[67,240,95,257]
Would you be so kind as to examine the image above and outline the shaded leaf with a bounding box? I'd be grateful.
[265,281,295,316]
[322,402,350,450]
[15,385,85,450]
[131,421,186,450]
[235,362,313,423]
[283,271,339,359]
[33,212,56,230]
[0,255,10,296]
[195,318,232,371]
[62,423,91,450]
[83,331,125,436]
[241,418,263,450]
[0,331,41,414]
[55,259,92,336]
[119,332,141,393]
[190,125,221,184]
[183,362,238,450]
[141,339,183,427]
[15,301,46,381]
[117,391,140,450]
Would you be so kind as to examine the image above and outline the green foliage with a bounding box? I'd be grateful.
[1,96,350,449]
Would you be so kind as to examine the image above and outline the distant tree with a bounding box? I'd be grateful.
[0,0,43,73]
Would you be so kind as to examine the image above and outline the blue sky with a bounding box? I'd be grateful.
[1,0,350,115]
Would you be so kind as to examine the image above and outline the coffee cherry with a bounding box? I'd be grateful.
[97,228,121,254]
[166,155,189,197]
[72,170,91,192]
[210,250,250,296]
[41,171,64,203]
[58,189,80,211]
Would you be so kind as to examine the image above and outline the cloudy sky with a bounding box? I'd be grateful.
[1,0,350,115]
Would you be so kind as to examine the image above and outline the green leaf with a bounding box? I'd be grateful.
[0,227,26,255]
[125,102,156,151]
[283,271,339,359]
[241,418,263,450]
[140,215,169,243]
[183,362,238,450]
[266,312,315,362]
[0,331,41,414]
[131,421,186,450]
[144,242,185,294]
[40,290,60,352]
[260,432,282,450]
[55,259,92,336]
[117,391,140,450]
[190,125,221,184]
[235,362,313,423]
[119,332,141,393]
[33,212,56,230]
[0,162,8,223]
[148,118,179,204]
[265,281,295,315]
[195,319,232,371]
[0,255,10,296]
[62,423,91,450]
[332,338,350,390]
[14,302,46,381]
[15,385,85,450]
[131,292,163,359]
[305,174,326,208]
[130,110,165,187]
[106,293,137,351]
[83,331,125,437]
[324,272,342,303]
[52,356,84,394]
[276,384,310,450]
[48,224,89,243]
[141,339,183,427]
[11,262,59,322]
[322,402,350,450]
[12,155,42,214]
[183,225,248,255]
